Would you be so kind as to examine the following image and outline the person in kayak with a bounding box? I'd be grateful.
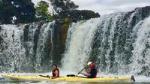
[52,64,59,79]
[82,61,97,78]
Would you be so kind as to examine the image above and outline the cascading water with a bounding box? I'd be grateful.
[62,9,150,76]
[0,5,150,77]
[61,19,101,72]
[0,22,55,72]
[131,16,150,76]
[0,25,25,72]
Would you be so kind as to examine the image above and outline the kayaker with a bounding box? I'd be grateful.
[52,64,59,79]
[82,61,97,78]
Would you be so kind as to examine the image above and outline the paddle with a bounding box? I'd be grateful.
[67,65,88,77]
[39,75,50,78]
[77,67,86,75]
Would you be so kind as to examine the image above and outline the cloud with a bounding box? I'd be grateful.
[72,0,150,15]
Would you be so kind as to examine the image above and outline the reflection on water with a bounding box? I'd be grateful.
[0,80,148,84]
[1,73,150,84]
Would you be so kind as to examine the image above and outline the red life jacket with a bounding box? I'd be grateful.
[52,68,59,77]
[89,63,96,69]
[89,63,97,78]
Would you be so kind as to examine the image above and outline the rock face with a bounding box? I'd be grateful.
[0,0,35,24]
[124,6,150,27]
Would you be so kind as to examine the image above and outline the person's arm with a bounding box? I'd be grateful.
[81,68,91,77]
[81,73,91,77]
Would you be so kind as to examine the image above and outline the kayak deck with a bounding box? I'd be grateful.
[2,74,134,82]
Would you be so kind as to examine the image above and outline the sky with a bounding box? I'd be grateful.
[71,0,150,15]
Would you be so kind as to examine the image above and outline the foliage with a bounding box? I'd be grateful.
[0,0,100,23]
[36,1,53,21]
[58,10,100,22]
[50,0,100,22]
[0,0,35,24]
[50,0,78,13]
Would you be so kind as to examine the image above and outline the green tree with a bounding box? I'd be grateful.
[36,1,53,21]
[0,0,35,24]
[50,0,78,13]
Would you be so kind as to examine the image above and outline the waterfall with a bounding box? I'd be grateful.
[131,16,150,76]
[0,25,25,72]
[62,11,150,75]
[61,19,100,72]
[1,6,150,76]
[0,22,55,72]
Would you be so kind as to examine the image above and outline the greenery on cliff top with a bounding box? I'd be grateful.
[0,0,100,24]
[35,1,53,21]
[0,0,35,24]
[50,0,78,12]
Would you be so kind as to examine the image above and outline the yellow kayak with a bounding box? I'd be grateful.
[2,74,135,82]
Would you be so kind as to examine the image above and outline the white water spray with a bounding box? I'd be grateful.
[0,22,55,72]
[0,25,25,71]
[131,16,150,75]
[62,12,150,75]
[62,18,100,72]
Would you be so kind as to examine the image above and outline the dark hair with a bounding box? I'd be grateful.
[52,64,57,67]
[89,59,95,63]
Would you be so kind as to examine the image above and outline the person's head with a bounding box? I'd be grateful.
[87,61,92,66]
[87,61,96,69]
[52,64,57,69]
